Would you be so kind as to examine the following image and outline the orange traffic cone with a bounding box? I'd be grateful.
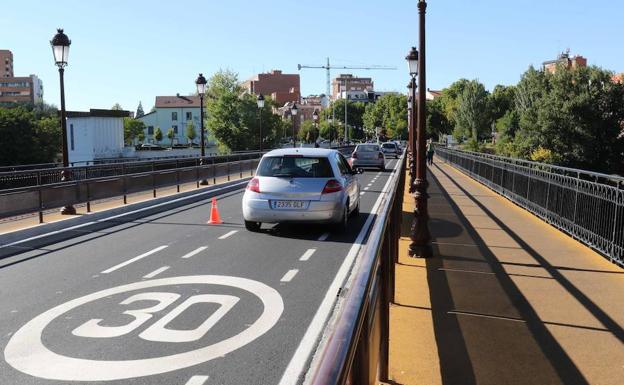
[207,197,223,224]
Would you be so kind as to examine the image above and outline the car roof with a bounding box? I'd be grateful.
[263,148,339,157]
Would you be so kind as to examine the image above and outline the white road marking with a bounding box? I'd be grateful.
[317,232,330,241]
[299,249,316,261]
[367,183,373,187]
[364,187,369,190]
[186,375,209,385]
[360,192,366,196]
[0,180,249,248]
[181,246,208,259]
[5,276,284,381]
[143,266,170,279]
[278,155,400,385]
[218,230,238,240]
[101,245,168,274]
[280,269,299,282]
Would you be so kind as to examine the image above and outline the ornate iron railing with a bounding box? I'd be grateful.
[436,147,624,267]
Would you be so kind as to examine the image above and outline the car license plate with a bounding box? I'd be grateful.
[271,200,307,210]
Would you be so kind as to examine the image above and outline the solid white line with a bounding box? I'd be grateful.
[280,269,299,282]
[0,180,249,248]
[101,245,168,274]
[143,265,170,279]
[185,375,209,385]
[299,249,316,261]
[181,246,208,259]
[278,156,400,385]
[317,232,330,241]
[218,230,238,240]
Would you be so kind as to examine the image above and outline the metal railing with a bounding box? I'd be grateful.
[307,153,406,385]
[436,147,624,267]
[0,157,261,222]
[0,152,265,191]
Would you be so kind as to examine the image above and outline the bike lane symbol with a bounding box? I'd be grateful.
[4,275,284,382]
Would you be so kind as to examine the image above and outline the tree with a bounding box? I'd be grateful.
[319,120,337,142]
[362,94,408,140]
[153,126,163,143]
[0,107,61,165]
[185,121,196,145]
[323,99,367,139]
[123,117,145,145]
[111,103,123,111]
[298,120,319,143]
[454,80,492,142]
[166,127,175,147]
[136,101,145,118]
[426,97,452,140]
[206,70,285,151]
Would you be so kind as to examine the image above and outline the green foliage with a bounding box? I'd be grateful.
[319,120,337,141]
[207,70,285,151]
[153,126,163,143]
[0,106,61,165]
[123,118,145,145]
[455,80,491,141]
[298,120,319,143]
[185,121,196,144]
[166,127,175,146]
[135,101,145,118]
[426,97,452,139]
[362,93,408,140]
[111,103,123,111]
[322,99,366,139]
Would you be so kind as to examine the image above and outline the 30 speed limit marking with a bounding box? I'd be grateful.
[4,275,283,382]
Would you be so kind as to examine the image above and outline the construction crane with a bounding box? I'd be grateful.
[298,57,396,99]
[297,57,397,142]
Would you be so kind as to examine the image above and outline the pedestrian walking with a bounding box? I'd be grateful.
[426,139,434,165]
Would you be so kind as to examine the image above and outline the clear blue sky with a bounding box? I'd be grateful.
[3,0,623,112]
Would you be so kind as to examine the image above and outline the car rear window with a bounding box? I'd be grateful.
[357,145,379,152]
[257,156,334,178]
[382,143,396,148]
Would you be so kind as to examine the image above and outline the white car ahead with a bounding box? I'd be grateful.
[242,148,362,232]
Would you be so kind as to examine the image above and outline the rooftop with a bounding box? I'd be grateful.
[155,94,201,108]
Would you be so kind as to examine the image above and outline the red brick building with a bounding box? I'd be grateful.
[243,70,300,105]
[542,50,587,74]
[1,50,14,78]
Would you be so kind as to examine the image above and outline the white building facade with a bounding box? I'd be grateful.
[138,94,212,146]
[66,109,130,163]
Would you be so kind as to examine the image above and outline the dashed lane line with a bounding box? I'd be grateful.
[360,192,366,196]
[101,245,168,274]
[143,265,170,279]
[299,249,316,261]
[181,246,208,259]
[185,375,209,385]
[280,269,299,282]
[317,232,330,241]
[218,230,238,240]
[364,187,370,190]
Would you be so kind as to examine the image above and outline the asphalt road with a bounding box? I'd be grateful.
[0,158,399,385]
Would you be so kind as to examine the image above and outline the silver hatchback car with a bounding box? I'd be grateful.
[242,148,362,232]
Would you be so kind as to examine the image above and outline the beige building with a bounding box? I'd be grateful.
[0,49,43,104]
[331,74,374,100]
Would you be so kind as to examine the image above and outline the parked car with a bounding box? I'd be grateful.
[351,144,385,171]
[381,142,401,158]
[242,148,363,232]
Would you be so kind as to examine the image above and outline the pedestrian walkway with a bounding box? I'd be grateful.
[388,158,624,385]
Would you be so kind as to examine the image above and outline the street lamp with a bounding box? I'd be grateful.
[409,0,432,258]
[195,73,208,185]
[312,109,319,145]
[51,28,75,215]
[406,48,418,185]
[291,103,298,148]
[257,94,265,152]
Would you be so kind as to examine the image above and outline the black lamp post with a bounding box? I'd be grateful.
[406,47,418,189]
[257,94,265,152]
[409,0,432,258]
[291,103,298,148]
[312,109,319,145]
[51,28,75,215]
[195,73,208,185]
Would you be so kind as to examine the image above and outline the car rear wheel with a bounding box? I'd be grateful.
[244,220,261,232]
[332,205,349,233]
[350,199,360,217]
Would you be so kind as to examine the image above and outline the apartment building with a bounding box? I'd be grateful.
[0,50,44,104]
[542,50,587,74]
[331,74,374,100]
[137,94,207,145]
[243,70,300,105]
[1,50,13,78]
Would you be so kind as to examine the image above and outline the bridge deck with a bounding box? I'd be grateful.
[389,158,624,385]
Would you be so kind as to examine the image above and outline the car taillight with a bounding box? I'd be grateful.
[351,152,358,159]
[322,179,343,194]
[378,152,384,159]
[247,177,260,193]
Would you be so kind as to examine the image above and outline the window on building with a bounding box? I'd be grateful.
[186,112,192,120]
[70,124,75,151]
[173,125,178,134]
[148,126,154,135]
[172,112,178,121]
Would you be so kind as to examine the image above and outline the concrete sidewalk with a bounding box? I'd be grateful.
[388,158,624,385]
